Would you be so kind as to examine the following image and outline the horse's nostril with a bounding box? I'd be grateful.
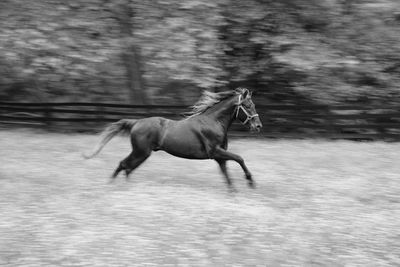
[253,124,262,132]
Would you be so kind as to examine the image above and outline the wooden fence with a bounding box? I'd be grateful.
[1,102,400,140]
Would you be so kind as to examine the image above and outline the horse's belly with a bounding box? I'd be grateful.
[160,131,207,159]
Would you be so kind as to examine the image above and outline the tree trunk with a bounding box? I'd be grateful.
[117,0,147,104]
[342,0,355,15]
[122,45,146,104]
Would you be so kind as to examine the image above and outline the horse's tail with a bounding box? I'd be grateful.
[83,119,138,159]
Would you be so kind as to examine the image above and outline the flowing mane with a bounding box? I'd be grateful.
[186,88,248,117]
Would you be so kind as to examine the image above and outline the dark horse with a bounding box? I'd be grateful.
[84,87,262,189]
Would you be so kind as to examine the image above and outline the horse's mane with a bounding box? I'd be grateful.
[186,87,248,117]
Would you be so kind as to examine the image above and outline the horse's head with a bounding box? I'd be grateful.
[235,88,263,132]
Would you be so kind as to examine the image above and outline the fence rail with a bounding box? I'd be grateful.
[1,102,399,140]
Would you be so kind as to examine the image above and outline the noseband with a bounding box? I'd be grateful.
[235,94,259,125]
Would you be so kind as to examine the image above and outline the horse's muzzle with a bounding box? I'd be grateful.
[250,122,262,132]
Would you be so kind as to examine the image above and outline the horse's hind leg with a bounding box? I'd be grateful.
[111,149,151,180]
[111,156,130,180]
[124,150,151,179]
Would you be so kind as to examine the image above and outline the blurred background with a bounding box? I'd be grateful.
[1,0,400,139]
[1,0,400,105]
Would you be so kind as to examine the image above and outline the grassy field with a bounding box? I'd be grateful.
[0,129,399,266]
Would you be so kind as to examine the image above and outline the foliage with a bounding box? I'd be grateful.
[0,0,399,104]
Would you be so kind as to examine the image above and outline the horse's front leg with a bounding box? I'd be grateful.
[213,147,255,188]
[215,159,236,192]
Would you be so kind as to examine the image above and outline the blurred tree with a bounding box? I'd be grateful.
[216,0,313,103]
[107,0,147,104]
[0,0,399,105]
[134,0,226,102]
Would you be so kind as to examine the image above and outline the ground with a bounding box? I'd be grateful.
[0,129,399,266]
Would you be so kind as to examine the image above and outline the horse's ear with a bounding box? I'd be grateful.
[242,89,249,99]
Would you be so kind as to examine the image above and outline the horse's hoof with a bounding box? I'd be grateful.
[229,188,238,193]
[227,185,237,193]
[248,181,256,189]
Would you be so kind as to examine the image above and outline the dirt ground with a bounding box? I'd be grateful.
[0,129,399,266]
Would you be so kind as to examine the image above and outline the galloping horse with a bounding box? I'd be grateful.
[84,87,262,189]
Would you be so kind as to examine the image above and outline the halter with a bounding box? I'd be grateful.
[235,94,259,125]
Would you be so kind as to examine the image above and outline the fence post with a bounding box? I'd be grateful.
[97,104,105,131]
[43,105,53,129]
[324,107,336,138]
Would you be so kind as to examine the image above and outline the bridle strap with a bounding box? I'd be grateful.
[235,94,242,118]
[235,94,259,125]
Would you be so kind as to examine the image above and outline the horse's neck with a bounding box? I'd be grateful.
[203,96,236,130]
